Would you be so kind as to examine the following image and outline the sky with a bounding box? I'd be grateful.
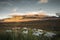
[0,0,60,19]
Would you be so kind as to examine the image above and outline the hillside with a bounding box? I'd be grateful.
[0,18,60,31]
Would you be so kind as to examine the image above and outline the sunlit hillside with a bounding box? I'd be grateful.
[0,11,49,22]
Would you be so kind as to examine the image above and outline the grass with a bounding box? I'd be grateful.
[0,27,60,40]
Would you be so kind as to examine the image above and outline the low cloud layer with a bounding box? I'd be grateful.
[9,10,57,16]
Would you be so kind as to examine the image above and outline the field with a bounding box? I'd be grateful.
[0,19,60,40]
[0,27,60,40]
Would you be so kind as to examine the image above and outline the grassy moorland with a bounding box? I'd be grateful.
[0,19,60,40]
[0,19,60,31]
[0,27,60,40]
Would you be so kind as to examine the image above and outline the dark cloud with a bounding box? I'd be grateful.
[0,0,16,2]
[0,0,60,13]
[0,0,38,2]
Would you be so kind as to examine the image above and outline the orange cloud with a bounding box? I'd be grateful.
[39,0,48,3]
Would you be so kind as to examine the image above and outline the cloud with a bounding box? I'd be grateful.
[25,10,47,16]
[38,0,48,3]
[26,10,58,17]
[0,1,13,6]
[12,8,17,12]
[12,8,18,12]
[9,12,25,16]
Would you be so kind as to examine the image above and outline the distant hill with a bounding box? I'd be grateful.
[0,17,60,31]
